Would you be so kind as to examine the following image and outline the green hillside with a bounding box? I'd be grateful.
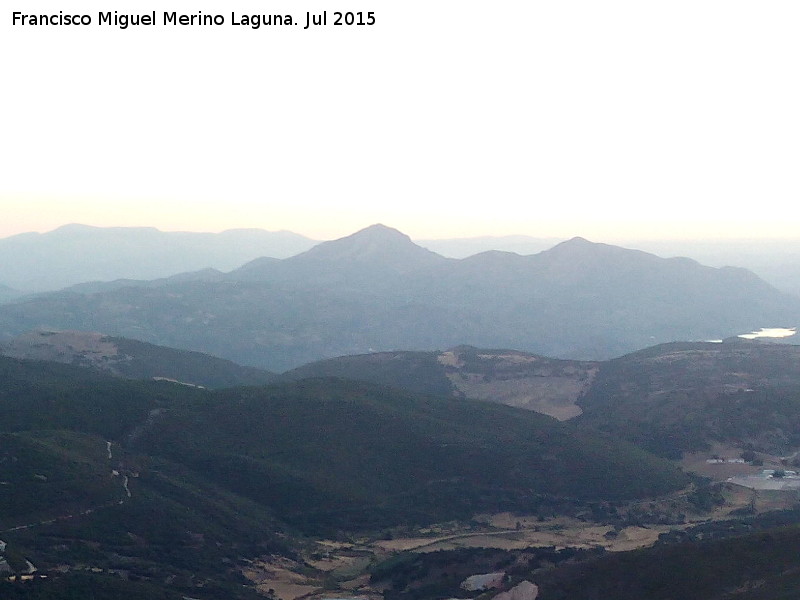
[369,510,800,600]
[1,330,276,389]
[0,573,190,600]
[0,355,201,439]
[133,378,689,532]
[109,335,276,387]
[534,523,800,600]
[0,431,121,528]
[577,340,800,457]
[0,354,690,597]
[0,430,288,600]
[0,355,691,534]
[282,350,455,396]
[283,345,598,420]
[287,340,800,459]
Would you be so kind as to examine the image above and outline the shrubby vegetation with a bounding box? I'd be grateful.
[370,546,603,600]
[0,573,184,600]
[0,571,266,600]
[282,350,454,397]
[107,336,276,388]
[534,524,800,600]
[578,341,800,457]
[132,378,688,532]
[7,343,800,599]
[0,356,201,439]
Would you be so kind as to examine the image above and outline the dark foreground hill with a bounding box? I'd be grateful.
[0,355,689,595]
[10,352,800,599]
[0,430,286,600]
[533,522,800,600]
[0,356,291,598]
[0,355,205,438]
[370,514,800,600]
[130,378,689,533]
[0,225,797,370]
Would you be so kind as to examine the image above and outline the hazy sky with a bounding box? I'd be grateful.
[2,1,799,241]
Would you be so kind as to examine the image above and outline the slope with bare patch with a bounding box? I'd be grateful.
[438,347,598,420]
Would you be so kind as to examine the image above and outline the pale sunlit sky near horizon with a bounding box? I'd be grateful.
[2,1,799,242]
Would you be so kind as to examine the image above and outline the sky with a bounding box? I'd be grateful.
[2,1,799,242]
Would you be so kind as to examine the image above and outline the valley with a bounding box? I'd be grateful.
[3,326,800,595]
[213,481,800,600]
[3,336,800,599]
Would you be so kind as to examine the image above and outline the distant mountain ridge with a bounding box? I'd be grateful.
[0,224,317,292]
[0,224,797,370]
[0,283,23,304]
[4,223,800,295]
[420,235,800,295]
[418,234,564,258]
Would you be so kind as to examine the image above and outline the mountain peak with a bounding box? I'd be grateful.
[295,224,446,269]
[534,237,667,278]
[544,236,648,259]
[346,223,412,242]
[357,223,403,233]
[552,236,595,249]
[229,224,448,282]
[566,235,591,244]
[540,236,606,260]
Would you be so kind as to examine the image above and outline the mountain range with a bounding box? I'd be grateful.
[4,224,800,295]
[419,236,800,296]
[0,284,23,304]
[0,224,797,370]
[0,224,316,292]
